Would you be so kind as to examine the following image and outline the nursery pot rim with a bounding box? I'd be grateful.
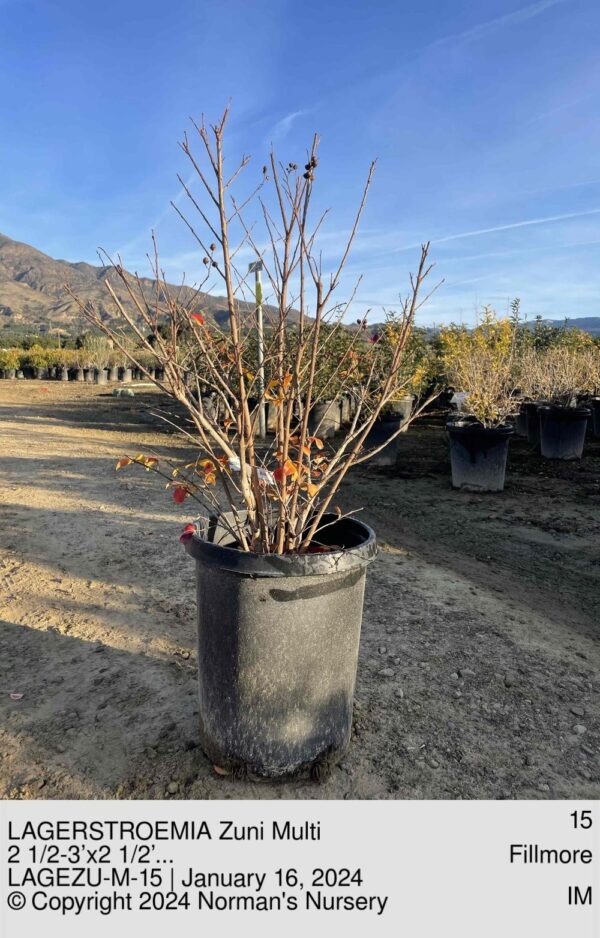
[184,512,377,578]
[446,419,514,438]
[538,404,591,419]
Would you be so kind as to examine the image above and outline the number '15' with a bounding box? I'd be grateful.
[571,810,593,829]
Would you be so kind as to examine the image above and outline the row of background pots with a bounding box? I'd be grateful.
[197,390,416,447]
[448,399,599,493]
[0,366,164,383]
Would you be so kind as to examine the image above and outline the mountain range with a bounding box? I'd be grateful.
[1,232,599,337]
[0,232,273,334]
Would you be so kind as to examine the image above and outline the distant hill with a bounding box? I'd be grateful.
[363,317,600,338]
[0,232,281,333]
[537,317,600,336]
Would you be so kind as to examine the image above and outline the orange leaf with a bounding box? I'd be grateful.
[198,459,215,472]
[191,312,205,324]
[306,482,319,497]
[204,472,216,485]
[273,459,297,484]
[308,436,324,450]
[115,457,132,470]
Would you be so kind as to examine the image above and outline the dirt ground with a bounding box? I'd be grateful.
[1,381,599,800]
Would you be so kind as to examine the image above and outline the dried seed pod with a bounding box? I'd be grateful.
[209,243,216,252]
[202,257,210,265]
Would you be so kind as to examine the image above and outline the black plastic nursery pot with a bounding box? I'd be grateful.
[538,405,590,460]
[447,420,513,492]
[589,398,600,437]
[364,414,403,467]
[524,401,543,446]
[308,400,341,439]
[388,394,414,430]
[183,513,377,778]
[339,394,351,425]
[305,401,333,438]
[514,405,528,438]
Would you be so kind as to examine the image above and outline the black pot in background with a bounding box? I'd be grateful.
[538,405,590,460]
[447,420,513,492]
[308,400,340,439]
[514,404,528,437]
[523,401,544,446]
[589,397,600,437]
[388,394,414,433]
[184,513,377,778]
[364,414,403,467]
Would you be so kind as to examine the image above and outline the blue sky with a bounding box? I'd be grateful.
[1,0,600,324]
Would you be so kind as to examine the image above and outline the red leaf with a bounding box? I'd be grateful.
[191,313,205,324]
[179,523,195,543]
[173,486,188,504]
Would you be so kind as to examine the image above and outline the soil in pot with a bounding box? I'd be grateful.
[184,513,377,778]
[364,414,403,467]
[538,405,590,460]
[447,420,513,492]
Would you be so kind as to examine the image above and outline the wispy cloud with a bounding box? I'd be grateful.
[267,109,309,143]
[430,0,568,48]
[397,207,600,252]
